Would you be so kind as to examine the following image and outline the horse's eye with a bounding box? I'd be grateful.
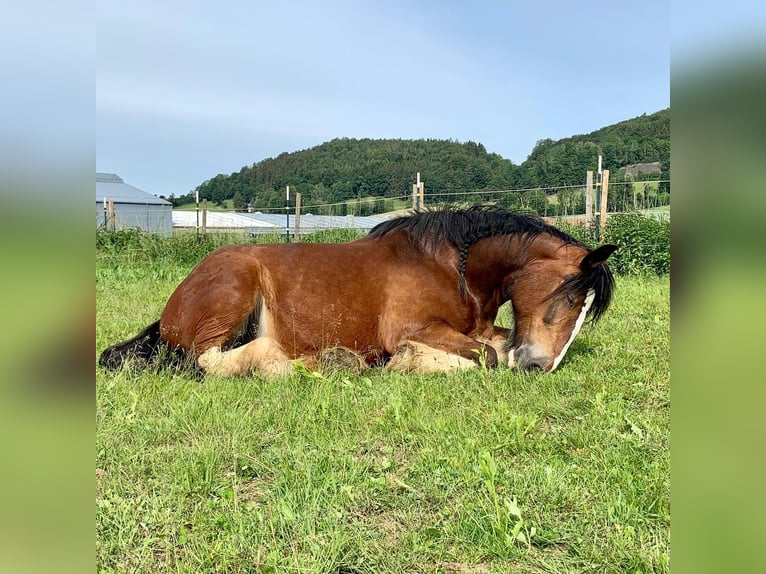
[566,293,576,308]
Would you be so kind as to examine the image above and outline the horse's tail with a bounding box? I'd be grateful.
[99,320,165,370]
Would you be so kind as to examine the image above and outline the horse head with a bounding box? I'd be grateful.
[508,243,617,372]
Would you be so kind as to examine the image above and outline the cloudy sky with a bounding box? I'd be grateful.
[97,0,672,198]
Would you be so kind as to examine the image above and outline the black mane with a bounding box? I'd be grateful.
[368,205,614,322]
[368,205,578,251]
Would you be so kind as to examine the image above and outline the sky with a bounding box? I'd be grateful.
[97,0,671,199]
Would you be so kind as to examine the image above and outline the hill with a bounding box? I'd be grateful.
[177,109,669,215]
[523,108,669,187]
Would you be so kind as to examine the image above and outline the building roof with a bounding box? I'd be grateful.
[623,162,662,177]
[96,173,171,205]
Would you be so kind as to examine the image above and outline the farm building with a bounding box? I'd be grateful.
[623,162,662,177]
[96,173,172,235]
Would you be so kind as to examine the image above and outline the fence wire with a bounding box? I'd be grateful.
[96,179,670,237]
[166,179,669,235]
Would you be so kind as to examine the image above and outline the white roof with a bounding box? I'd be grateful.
[96,173,171,206]
[172,211,279,228]
[172,210,391,230]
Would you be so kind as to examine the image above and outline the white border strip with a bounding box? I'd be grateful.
[550,288,595,372]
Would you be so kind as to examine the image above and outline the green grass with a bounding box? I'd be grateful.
[96,238,669,573]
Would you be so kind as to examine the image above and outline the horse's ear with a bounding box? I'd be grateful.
[581,244,618,270]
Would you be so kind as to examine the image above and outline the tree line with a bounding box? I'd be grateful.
[167,108,669,216]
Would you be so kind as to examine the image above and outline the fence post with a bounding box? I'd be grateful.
[585,170,593,229]
[413,172,424,212]
[294,193,301,242]
[594,155,602,242]
[195,188,200,242]
[285,185,290,243]
[108,200,116,232]
[201,199,207,237]
[600,169,609,236]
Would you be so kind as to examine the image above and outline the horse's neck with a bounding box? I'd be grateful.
[465,234,560,293]
[467,234,530,271]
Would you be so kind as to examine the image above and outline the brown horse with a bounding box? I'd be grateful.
[99,206,617,376]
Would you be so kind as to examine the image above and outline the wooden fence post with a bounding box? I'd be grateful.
[108,200,116,231]
[595,155,603,242]
[600,169,609,234]
[585,170,593,229]
[201,199,207,236]
[294,193,302,242]
[413,172,424,212]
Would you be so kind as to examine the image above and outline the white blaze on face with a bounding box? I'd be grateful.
[550,289,595,372]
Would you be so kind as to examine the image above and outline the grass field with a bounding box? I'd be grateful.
[96,236,669,573]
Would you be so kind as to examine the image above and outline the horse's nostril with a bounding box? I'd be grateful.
[521,357,546,371]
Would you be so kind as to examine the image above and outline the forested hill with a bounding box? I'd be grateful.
[524,108,669,187]
[185,108,668,211]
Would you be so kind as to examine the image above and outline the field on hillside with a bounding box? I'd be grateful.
[96,235,669,573]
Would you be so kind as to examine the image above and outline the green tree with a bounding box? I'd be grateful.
[232,191,247,211]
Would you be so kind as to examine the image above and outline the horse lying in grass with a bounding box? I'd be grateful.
[100,206,617,377]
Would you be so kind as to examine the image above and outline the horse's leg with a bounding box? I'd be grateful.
[387,324,500,373]
[387,340,478,373]
[160,249,297,378]
[197,336,292,378]
[477,328,512,367]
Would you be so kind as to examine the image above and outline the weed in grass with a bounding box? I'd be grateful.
[477,450,536,551]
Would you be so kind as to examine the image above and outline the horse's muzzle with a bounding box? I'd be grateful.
[513,345,551,372]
